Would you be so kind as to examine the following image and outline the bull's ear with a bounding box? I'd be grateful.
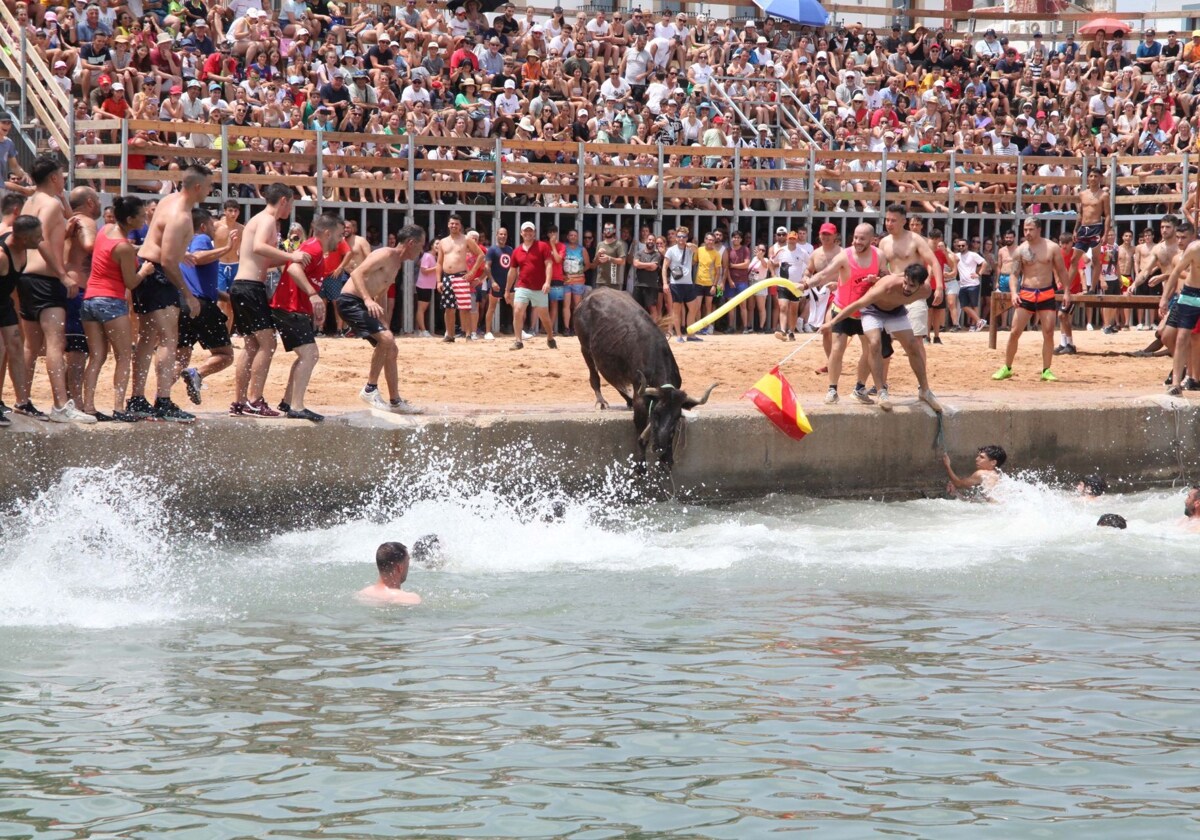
[682,383,717,409]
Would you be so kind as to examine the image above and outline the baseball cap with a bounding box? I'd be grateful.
[775,226,788,235]
[787,231,798,240]
[112,82,124,91]
[54,60,68,69]
[819,222,837,235]
[169,85,182,95]
[209,82,222,91]
[186,78,201,87]
[520,221,536,231]
[98,74,111,85]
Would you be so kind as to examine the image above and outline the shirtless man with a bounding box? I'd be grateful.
[356,541,422,606]
[435,214,486,343]
[1072,168,1110,264]
[0,215,42,427]
[996,229,1017,299]
[213,199,243,329]
[63,186,101,408]
[878,203,943,343]
[336,223,426,414]
[13,156,93,422]
[129,165,210,423]
[942,444,1006,500]
[1116,229,1137,330]
[821,264,943,413]
[228,183,309,418]
[1132,215,1183,356]
[992,218,1070,382]
[1182,485,1200,531]
[328,219,371,334]
[802,223,884,406]
[1159,221,1200,394]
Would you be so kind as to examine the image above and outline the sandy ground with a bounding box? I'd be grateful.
[13,324,1195,420]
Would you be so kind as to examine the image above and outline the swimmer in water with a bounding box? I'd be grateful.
[1077,474,1108,499]
[1097,513,1127,529]
[942,444,1007,499]
[1183,486,1200,531]
[411,534,445,570]
[357,541,422,605]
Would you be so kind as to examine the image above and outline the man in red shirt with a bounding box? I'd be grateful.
[870,97,899,132]
[450,33,481,87]
[505,220,555,351]
[271,212,345,422]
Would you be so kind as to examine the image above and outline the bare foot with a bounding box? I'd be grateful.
[815,365,828,375]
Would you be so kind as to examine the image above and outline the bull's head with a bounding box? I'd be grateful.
[635,373,717,467]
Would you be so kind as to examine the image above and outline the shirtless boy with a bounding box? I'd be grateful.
[992,218,1070,382]
[14,155,93,422]
[132,164,211,422]
[943,444,1006,499]
[228,183,310,418]
[821,264,943,413]
[213,199,243,327]
[878,203,942,341]
[436,213,486,342]
[356,541,422,605]
[1072,168,1110,263]
[337,223,426,414]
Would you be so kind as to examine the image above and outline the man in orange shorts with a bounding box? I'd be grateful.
[993,218,1070,382]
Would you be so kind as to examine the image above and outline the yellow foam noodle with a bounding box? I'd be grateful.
[685,277,804,334]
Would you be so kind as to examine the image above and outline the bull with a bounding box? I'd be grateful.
[572,287,716,469]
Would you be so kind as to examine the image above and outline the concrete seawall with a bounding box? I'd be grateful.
[1,395,1197,525]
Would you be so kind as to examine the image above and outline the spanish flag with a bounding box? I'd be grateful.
[743,366,812,441]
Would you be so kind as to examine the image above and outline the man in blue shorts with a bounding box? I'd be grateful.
[482,226,512,340]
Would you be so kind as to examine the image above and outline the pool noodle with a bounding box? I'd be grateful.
[686,277,804,335]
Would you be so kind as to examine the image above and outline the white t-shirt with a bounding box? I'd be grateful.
[664,244,693,285]
[956,250,985,289]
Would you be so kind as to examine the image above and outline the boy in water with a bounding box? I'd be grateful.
[942,445,1007,498]
[357,542,422,605]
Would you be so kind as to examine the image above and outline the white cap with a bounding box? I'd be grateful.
[531,24,542,33]
[775,225,788,234]
[578,109,588,117]
[54,60,67,69]
[504,79,515,88]
[112,82,124,90]
[521,221,536,231]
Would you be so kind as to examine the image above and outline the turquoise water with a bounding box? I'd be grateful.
[2,467,1199,838]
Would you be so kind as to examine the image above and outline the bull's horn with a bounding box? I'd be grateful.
[643,387,663,398]
[639,424,653,445]
[684,383,718,407]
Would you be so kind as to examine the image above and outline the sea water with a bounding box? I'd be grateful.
[1,465,1199,838]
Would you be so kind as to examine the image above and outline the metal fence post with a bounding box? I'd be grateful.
[219,123,229,199]
[407,134,416,221]
[119,120,129,195]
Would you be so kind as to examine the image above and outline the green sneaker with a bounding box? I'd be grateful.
[1041,369,1058,382]
[991,365,1014,381]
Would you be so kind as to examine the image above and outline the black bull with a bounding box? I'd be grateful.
[573,288,716,467]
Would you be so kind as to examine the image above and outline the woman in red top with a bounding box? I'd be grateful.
[80,195,146,421]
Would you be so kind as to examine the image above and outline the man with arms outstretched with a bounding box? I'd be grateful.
[993,217,1070,382]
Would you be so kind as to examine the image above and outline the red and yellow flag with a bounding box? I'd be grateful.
[743,366,812,441]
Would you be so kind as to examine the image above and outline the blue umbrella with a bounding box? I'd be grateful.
[754,0,829,27]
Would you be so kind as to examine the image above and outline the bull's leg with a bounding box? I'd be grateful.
[617,387,633,408]
[581,345,608,409]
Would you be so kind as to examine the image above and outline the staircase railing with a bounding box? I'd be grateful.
[0,4,72,159]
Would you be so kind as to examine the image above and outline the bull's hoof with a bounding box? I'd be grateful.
[596,400,609,410]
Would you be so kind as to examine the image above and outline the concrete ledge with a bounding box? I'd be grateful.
[1,397,1197,524]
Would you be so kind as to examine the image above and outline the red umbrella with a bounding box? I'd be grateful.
[1079,18,1129,36]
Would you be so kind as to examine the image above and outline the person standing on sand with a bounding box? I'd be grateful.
[357,542,422,605]
[0,214,41,426]
[1071,168,1109,266]
[1158,223,1200,394]
[879,204,943,342]
[435,214,486,343]
[213,199,243,330]
[506,220,556,352]
[336,223,426,414]
[992,218,1069,383]
[177,209,237,408]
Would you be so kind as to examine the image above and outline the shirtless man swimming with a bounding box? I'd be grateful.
[337,223,426,414]
[1072,168,1110,264]
[993,218,1070,382]
[228,183,309,418]
[942,444,1006,500]
[436,213,486,343]
[13,155,93,422]
[821,264,943,413]
[802,223,885,406]
[213,199,243,328]
[132,164,210,422]
[1159,221,1200,394]
[878,203,943,343]
[64,186,101,409]
[356,541,422,605]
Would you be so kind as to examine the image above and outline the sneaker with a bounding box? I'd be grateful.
[228,402,247,416]
[112,410,140,423]
[1102,325,1117,335]
[521,330,534,340]
[244,398,281,418]
[877,387,892,412]
[388,397,423,415]
[686,335,703,342]
[1053,345,1070,356]
[1166,372,1175,386]
[359,387,390,411]
[49,400,97,425]
[977,319,988,331]
[466,333,478,342]
[866,386,879,397]
[91,411,114,422]
[0,400,8,417]
[125,395,155,419]
[0,412,9,427]
[286,407,324,422]
[824,387,839,404]
[13,401,49,421]
[774,329,787,341]
[153,398,196,423]
[1086,323,1095,331]
[1185,377,1200,392]
[788,331,796,341]
[511,340,524,350]
[417,330,432,338]
[1041,369,1059,382]
[443,334,455,343]
[181,367,203,405]
[547,337,558,349]
[1167,384,1183,396]
[484,332,495,341]
[742,328,754,334]
[1066,344,1078,355]
[992,365,1014,381]
[933,336,943,345]
[918,388,943,413]
[278,401,291,414]
[675,337,685,343]
[852,384,874,405]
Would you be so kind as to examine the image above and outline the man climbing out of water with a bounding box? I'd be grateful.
[942,444,1006,499]
[1179,485,1200,531]
[993,218,1070,383]
[357,541,422,605]
[820,263,943,413]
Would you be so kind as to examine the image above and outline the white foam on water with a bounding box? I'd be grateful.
[0,467,196,628]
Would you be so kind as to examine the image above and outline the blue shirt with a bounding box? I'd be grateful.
[181,233,218,300]
[486,244,512,286]
[128,224,148,249]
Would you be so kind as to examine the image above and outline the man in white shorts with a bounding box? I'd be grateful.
[821,264,943,413]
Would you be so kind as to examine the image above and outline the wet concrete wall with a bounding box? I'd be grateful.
[1,397,1197,524]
